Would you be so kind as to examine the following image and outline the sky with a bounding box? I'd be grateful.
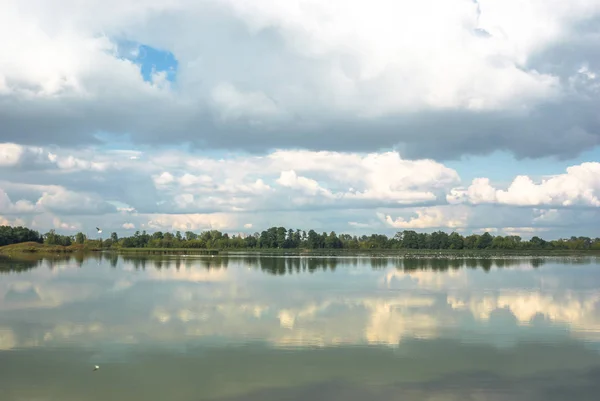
[1,0,600,240]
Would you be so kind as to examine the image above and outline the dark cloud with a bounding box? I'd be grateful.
[3,92,599,162]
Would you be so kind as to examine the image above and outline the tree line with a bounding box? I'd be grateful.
[0,225,43,246]
[1,225,600,251]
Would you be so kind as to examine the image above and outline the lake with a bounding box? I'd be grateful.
[1,253,600,400]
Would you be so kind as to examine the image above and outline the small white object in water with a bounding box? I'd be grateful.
[94,365,99,371]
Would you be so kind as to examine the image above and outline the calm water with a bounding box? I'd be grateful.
[1,254,600,400]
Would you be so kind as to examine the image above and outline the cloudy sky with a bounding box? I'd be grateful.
[1,0,600,239]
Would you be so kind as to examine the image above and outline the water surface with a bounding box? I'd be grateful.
[1,254,600,400]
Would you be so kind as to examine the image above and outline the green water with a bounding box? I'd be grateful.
[1,254,600,400]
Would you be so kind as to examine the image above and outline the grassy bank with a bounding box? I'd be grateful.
[0,242,98,255]
[113,247,600,257]
[221,247,600,255]
[4,242,600,258]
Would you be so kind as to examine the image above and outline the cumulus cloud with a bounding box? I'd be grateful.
[146,213,237,231]
[0,180,115,231]
[380,206,469,229]
[150,149,459,213]
[1,141,600,237]
[0,143,51,170]
[0,188,38,215]
[35,187,116,215]
[1,0,600,159]
[0,143,25,167]
[448,162,600,207]
[276,170,329,197]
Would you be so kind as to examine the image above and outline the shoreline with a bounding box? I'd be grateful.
[3,242,600,258]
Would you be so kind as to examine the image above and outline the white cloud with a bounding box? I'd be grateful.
[148,149,459,213]
[0,216,26,227]
[235,0,565,113]
[179,173,213,187]
[448,162,600,207]
[276,170,332,197]
[348,221,371,228]
[0,188,38,215]
[153,172,176,187]
[268,150,459,190]
[0,143,50,169]
[0,143,142,173]
[36,187,115,215]
[501,226,550,236]
[0,143,24,167]
[381,206,469,229]
[48,154,111,172]
[2,0,566,113]
[146,213,237,231]
[52,217,78,230]
[122,222,135,230]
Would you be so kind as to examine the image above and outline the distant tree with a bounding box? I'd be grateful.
[44,229,57,245]
[0,226,42,246]
[448,232,464,249]
[44,229,71,246]
[75,232,86,244]
[464,234,479,249]
[325,231,342,249]
[476,232,493,249]
[185,231,197,241]
[402,231,419,249]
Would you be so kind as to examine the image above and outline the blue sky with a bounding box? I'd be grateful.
[447,147,600,183]
[117,41,178,84]
[1,0,600,239]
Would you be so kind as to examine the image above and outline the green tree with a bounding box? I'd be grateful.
[307,230,321,249]
[463,234,479,249]
[402,230,419,249]
[44,229,57,245]
[448,232,463,249]
[75,232,86,244]
[476,232,493,249]
[325,231,342,249]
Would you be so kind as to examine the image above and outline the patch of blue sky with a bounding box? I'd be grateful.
[114,39,178,83]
